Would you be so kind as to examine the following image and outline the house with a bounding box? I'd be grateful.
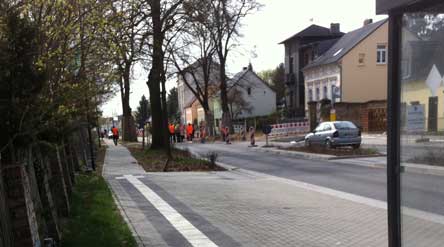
[399,26,444,132]
[225,64,277,120]
[177,60,220,124]
[178,63,276,128]
[280,23,344,117]
[303,19,388,105]
[303,19,389,131]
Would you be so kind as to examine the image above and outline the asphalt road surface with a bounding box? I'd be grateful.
[181,142,444,216]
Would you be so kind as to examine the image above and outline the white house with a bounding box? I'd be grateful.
[178,62,277,128]
[177,60,220,124]
[226,65,277,119]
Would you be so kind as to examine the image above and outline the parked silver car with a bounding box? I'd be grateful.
[304,121,361,149]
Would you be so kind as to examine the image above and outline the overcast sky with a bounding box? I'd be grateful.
[101,0,387,117]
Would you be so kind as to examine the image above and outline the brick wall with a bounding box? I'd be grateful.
[309,100,387,132]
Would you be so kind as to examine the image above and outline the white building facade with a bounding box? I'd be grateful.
[304,64,341,109]
[229,68,277,119]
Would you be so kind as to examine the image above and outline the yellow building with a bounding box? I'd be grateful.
[400,27,444,132]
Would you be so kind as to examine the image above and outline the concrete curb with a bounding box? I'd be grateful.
[401,163,444,177]
[328,154,387,160]
[175,146,239,171]
[251,146,335,160]
[105,180,146,247]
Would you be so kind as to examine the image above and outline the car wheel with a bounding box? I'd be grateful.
[352,144,360,149]
[326,139,333,149]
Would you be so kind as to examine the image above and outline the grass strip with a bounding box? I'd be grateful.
[61,145,137,247]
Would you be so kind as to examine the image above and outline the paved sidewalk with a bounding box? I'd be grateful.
[103,140,444,247]
[103,139,146,176]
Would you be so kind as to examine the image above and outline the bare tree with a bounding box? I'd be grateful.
[227,87,252,120]
[169,0,220,135]
[171,46,218,135]
[204,0,261,131]
[102,0,148,142]
[142,0,185,156]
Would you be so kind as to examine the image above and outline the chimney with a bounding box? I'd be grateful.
[363,19,373,26]
[330,23,340,34]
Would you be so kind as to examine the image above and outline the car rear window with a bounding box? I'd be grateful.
[334,122,357,129]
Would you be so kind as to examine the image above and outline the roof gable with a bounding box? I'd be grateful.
[279,24,343,44]
[229,69,276,92]
[304,19,388,70]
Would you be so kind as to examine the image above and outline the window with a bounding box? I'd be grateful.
[323,124,332,131]
[247,87,251,95]
[358,53,365,65]
[308,89,313,101]
[304,53,310,65]
[401,59,411,79]
[315,87,320,101]
[323,86,328,99]
[376,44,387,64]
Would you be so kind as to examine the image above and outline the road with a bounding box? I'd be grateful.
[180,142,444,216]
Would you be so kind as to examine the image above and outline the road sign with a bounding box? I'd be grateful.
[425,64,442,96]
[330,109,336,121]
[406,104,425,132]
[262,125,272,135]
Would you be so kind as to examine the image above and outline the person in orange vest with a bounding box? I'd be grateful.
[169,123,175,143]
[111,126,119,146]
[186,123,194,142]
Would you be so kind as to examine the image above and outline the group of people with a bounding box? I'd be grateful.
[168,123,199,144]
[220,126,256,146]
[104,122,256,147]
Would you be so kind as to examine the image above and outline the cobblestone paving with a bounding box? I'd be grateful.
[104,140,444,247]
[137,169,444,247]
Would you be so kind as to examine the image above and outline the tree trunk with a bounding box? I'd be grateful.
[204,108,214,137]
[219,62,232,132]
[147,0,169,152]
[161,76,172,159]
[142,128,145,150]
[122,66,137,142]
[147,81,163,149]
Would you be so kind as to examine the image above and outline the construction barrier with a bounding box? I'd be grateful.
[269,121,310,137]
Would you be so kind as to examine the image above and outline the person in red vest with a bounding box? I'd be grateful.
[111,126,119,146]
[186,123,194,142]
[169,123,175,143]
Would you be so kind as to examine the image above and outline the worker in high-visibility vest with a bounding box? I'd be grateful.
[169,123,175,143]
[186,123,194,142]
